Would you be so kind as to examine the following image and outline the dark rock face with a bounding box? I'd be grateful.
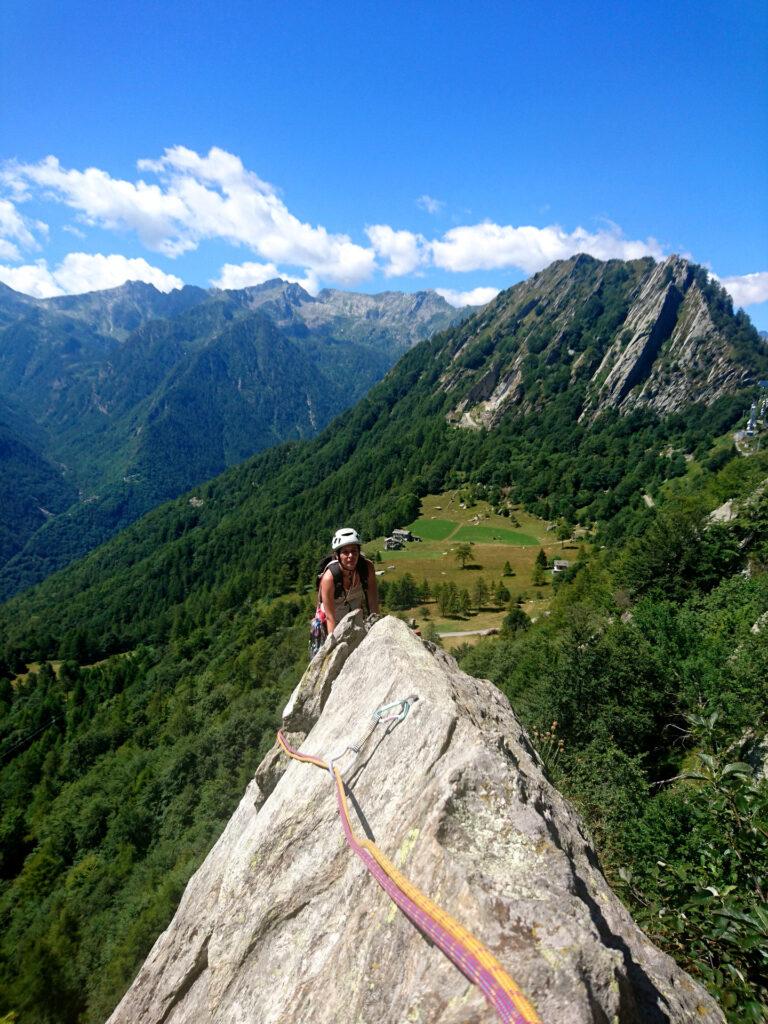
[107,614,723,1024]
[606,265,688,405]
[586,258,751,417]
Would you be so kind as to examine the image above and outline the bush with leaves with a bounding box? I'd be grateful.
[623,714,768,1020]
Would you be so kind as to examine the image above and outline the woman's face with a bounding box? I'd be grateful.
[338,544,360,570]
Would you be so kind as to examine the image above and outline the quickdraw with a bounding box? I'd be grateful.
[276,698,540,1024]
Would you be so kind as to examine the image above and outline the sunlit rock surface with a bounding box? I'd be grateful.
[107,614,723,1024]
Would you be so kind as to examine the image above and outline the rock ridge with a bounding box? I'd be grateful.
[107,614,723,1024]
[439,254,761,428]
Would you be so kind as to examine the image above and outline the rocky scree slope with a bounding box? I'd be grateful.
[108,614,723,1024]
[441,254,764,429]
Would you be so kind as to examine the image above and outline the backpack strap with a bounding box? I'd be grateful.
[328,560,344,600]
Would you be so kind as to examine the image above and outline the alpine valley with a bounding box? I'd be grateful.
[0,278,463,599]
[1,254,767,1023]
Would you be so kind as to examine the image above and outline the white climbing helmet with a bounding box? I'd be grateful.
[332,527,361,551]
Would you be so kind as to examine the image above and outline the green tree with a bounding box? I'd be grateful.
[472,577,489,610]
[421,621,443,646]
[532,562,546,587]
[437,582,459,617]
[502,605,531,633]
[556,521,572,546]
[454,542,474,569]
[502,560,513,577]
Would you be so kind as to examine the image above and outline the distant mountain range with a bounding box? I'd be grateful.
[1,256,764,603]
[3,252,765,645]
[0,279,464,598]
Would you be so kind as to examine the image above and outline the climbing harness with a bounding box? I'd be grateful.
[276,698,541,1024]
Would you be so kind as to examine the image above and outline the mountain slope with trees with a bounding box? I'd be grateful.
[0,279,462,597]
[0,253,766,1022]
[0,255,763,660]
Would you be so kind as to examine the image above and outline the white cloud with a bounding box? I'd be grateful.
[211,260,319,295]
[436,286,500,308]
[717,271,768,308]
[0,239,20,261]
[0,252,183,298]
[366,224,429,277]
[2,147,684,297]
[4,147,376,284]
[211,260,283,289]
[0,197,42,261]
[431,222,664,274]
[3,156,190,255]
[417,194,444,215]
[0,260,58,297]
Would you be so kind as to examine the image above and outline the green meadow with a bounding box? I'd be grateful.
[367,490,582,643]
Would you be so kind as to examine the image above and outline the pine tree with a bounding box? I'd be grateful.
[472,576,489,609]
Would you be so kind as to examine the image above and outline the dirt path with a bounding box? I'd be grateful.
[437,628,499,638]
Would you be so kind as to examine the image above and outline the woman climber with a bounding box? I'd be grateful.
[310,528,379,657]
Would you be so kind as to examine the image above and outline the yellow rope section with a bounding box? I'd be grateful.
[277,731,541,1024]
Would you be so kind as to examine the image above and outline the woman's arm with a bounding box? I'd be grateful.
[365,559,379,613]
[319,570,337,635]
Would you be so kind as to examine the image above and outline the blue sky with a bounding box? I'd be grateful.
[1,0,767,325]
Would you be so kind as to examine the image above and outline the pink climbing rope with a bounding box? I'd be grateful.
[277,728,540,1024]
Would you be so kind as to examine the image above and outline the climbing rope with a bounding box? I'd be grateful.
[276,699,541,1024]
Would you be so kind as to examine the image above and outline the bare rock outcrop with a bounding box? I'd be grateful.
[585,257,751,418]
[107,614,723,1024]
[440,253,760,429]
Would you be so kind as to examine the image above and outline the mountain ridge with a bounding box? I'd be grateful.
[1,257,766,1023]
[0,253,763,604]
[0,253,762,658]
[439,255,764,430]
[0,279,463,596]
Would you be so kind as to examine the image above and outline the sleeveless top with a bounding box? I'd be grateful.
[324,568,366,624]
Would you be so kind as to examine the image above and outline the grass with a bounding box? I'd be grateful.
[452,524,538,545]
[409,518,456,541]
[13,651,131,686]
[366,489,580,636]
[12,660,63,686]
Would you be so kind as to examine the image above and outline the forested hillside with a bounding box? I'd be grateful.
[0,254,766,1022]
[460,467,768,1020]
[0,257,760,662]
[0,278,461,598]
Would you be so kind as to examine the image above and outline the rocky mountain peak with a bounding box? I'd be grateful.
[440,254,763,428]
[228,278,315,311]
[108,613,722,1024]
